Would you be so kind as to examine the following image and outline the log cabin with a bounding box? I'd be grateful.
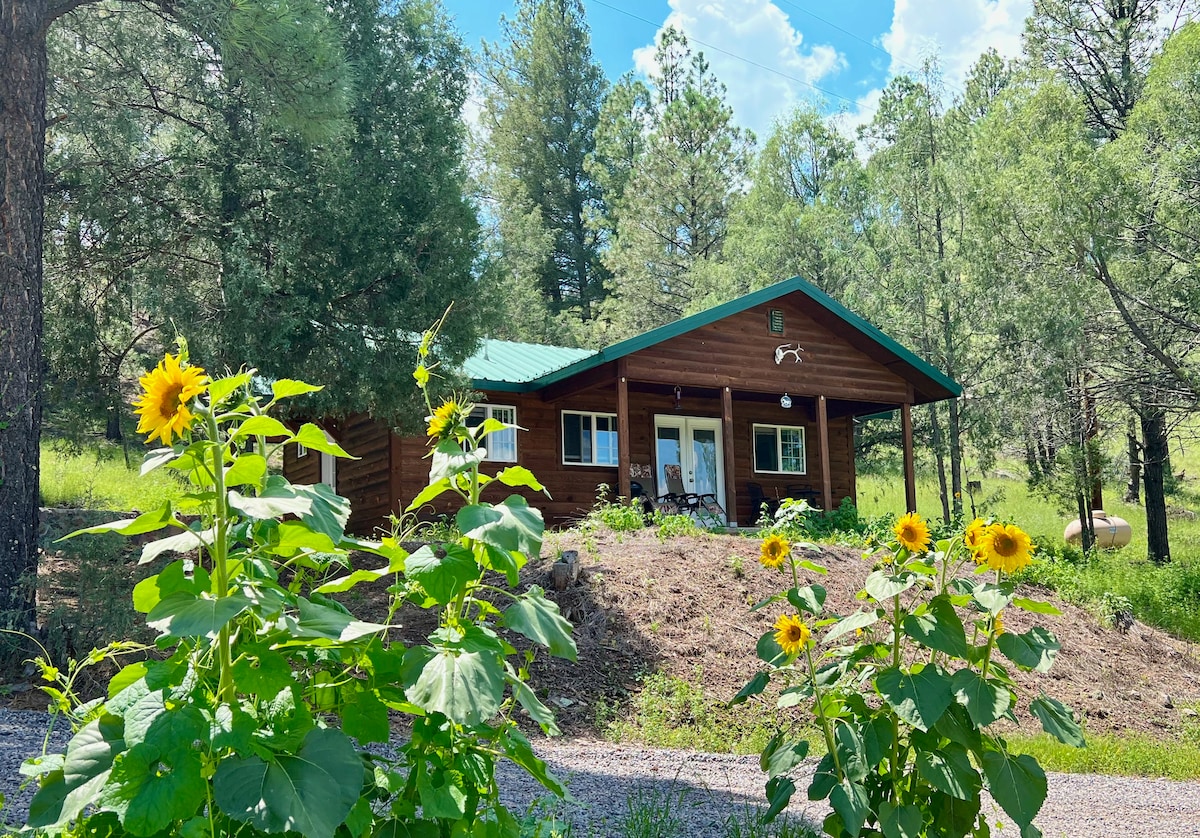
[283,276,960,534]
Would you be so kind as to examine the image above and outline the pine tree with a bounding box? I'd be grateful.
[597,28,753,338]
[482,0,609,320]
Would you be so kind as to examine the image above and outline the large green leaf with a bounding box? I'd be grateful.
[273,521,338,555]
[824,609,882,643]
[429,439,485,483]
[208,371,253,406]
[458,496,544,557]
[930,791,981,838]
[146,591,250,639]
[495,466,545,492]
[1012,596,1062,615]
[1030,694,1085,747]
[230,476,350,543]
[903,595,969,658]
[224,454,267,489]
[373,820,440,838]
[27,715,125,828]
[499,727,569,799]
[997,627,1059,672]
[342,688,390,745]
[972,582,1014,616]
[761,776,794,823]
[760,732,809,779]
[829,779,870,837]
[139,527,215,565]
[405,544,478,605]
[875,664,953,731]
[756,630,786,666]
[915,741,981,801]
[289,597,387,643]
[234,415,293,440]
[402,646,505,726]
[405,477,454,512]
[509,675,560,737]
[61,502,178,539]
[865,570,917,601]
[132,560,204,614]
[294,423,357,458]
[272,379,323,401]
[879,802,923,838]
[214,727,362,838]
[415,760,468,819]
[731,671,770,706]
[950,669,1012,727]
[502,586,577,660]
[980,750,1047,828]
[97,741,206,834]
[788,584,826,615]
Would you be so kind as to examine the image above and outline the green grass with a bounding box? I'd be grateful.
[1009,730,1200,780]
[41,441,187,511]
[600,671,817,756]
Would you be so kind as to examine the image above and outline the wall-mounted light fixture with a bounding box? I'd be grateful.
[780,393,793,409]
[674,385,683,411]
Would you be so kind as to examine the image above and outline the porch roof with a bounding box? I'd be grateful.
[470,276,961,402]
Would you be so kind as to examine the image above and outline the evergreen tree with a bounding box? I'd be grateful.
[482,0,608,320]
[597,28,753,339]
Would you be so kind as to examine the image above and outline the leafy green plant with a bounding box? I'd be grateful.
[738,515,1084,837]
[654,512,702,541]
[21,327,576,838]
[583,484,648,532]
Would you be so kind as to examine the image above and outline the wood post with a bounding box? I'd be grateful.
[617,360,631,500]
[902,402,917,513]
[722,386,736,527]
[818,395,832,511]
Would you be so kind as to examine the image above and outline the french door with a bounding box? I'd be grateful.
[654,416,725,510]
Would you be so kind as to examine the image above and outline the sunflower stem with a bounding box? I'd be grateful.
[803,641,841,781]
[207,410,236,705]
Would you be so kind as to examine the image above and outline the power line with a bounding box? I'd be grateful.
[587,0,861,108]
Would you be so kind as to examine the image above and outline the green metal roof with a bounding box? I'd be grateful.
[464,338,595,390]
[469,276,961,402]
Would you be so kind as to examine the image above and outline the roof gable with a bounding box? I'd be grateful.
[470,276,960,404]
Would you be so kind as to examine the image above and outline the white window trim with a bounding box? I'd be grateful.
[296,443,308,458]
[469,404,518,463]
[561,410,619,467]
[753,423,807,475]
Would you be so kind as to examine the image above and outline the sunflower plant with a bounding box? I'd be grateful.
[22,330,575,838]
[736,514,1084,838]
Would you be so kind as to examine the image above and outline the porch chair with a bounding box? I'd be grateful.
[656,464,696,514]
[785,484,823,509]
[664,464,725,524]
[746,482,780,523]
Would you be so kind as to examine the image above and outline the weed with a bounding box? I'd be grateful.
[729,554,745,578]
[723,807,819,838]
[40,441,186,511]
[655,513,701,541]
[1009,730,1200,780]
[622,787,685,838]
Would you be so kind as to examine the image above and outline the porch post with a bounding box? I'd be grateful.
[722,386,737,527]
[902,401,917,513]
[818,395,832,511]
[617,359,631,500]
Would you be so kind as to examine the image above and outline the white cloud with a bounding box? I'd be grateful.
[882,0,1032,94]
[630,0,846,139]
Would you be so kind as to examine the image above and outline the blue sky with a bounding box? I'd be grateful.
[442,0,1033,138]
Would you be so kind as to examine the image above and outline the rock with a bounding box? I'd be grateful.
[1181,708,1198,718]
[1162,693,1175,709]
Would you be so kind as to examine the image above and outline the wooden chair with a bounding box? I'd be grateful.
[747,482,780,521]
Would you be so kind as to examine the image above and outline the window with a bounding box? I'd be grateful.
[296,444,308,458]
[562,411,619,466]
[753,424,806,474]
[467,405,517,462]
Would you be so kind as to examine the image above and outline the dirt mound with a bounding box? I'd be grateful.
[532,528,1200,740]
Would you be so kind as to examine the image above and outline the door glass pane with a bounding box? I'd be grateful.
[780,428,804,473]
[656,426,681,495]
[691,428,718,496]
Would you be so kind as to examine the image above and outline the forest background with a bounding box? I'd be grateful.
[3,0,1200,670]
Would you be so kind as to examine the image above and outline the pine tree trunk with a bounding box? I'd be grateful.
[928,404,950,523]
[1141,410,1171,565]
[1125,417,1141,504]
[948,395,963,518]
[0,0,49,674]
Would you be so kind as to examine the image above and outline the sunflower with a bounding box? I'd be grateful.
[773,613,810,656]
[992,612,1006,637]
[964,517,989,562]
[893,512,931,554]
[980,523,1034,574]
[133,354,208,445]
[426,400,462,439]
[759,534,791,569]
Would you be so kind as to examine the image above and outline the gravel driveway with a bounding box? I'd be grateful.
[3,709,1199,837]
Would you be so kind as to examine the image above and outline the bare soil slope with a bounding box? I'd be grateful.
[528,527,1200,739]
